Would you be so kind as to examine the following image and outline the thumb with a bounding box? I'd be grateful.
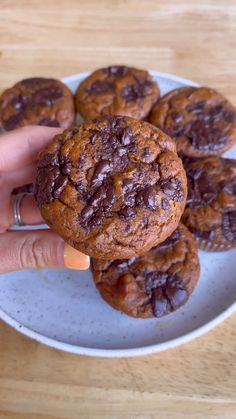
[0,230,90,274]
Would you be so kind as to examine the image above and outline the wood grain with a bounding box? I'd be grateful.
[0,0,236,417]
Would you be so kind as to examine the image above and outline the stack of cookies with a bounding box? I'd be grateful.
[1,65,235,319]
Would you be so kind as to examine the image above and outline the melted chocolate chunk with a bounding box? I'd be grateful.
[136,186,158,210]
[188,226,216,240]
[161,198,170,210]
[86,80,114,94]
[11,94,28,110]
[171,111,184,123]
[186,168,217,208]
[81,180,115,228]
[155,228,181,250]
[20,77,52,87]
[186,101,205,115]
[161,178,184,202]
[223,110,236,123]
[59,155,72,175]
[208,104,235,123]
[118,206,136,220]
[33,86,63,106]
[111,256,136,270]
[185,120,227,151]
[107,66,128,77]
[91,160,112,186]
[223,179,236,195]
[168,100,235,151]
[53,175,68,198]
[145,271,188,317]
[121,80,152,102]
[35,153,68,205]
[89,117,135,157]
[39,118,60,127]
[4,112,25,130]
[222,208,236,243]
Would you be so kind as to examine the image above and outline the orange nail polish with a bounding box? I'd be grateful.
[64,243,90,270]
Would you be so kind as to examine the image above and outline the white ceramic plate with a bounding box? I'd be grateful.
[0,70,236,357]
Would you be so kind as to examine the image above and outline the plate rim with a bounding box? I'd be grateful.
[1,300,235,357]
[1,69,235,357]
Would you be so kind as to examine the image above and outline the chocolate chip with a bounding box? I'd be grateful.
[186,101,205,114]
[121,80,152,102]
[136,186,158,210]
[124,190,136,207]
[171,111,184,122]
[185,120,228,151]
[33,86,63,106]
[118,206,136,220]
[86,80,113,94]
[161,198,170,210]
[141,147,151,160]
[91,160,111,186]
[223,110,236,123]
[53,175,67,198]
[186,168,217,208]
[81,205,94,220]
[88,182,114,207]
[188,226,216,240]
[107,66,128,77]
[208,104,232,121]
[150,287,171,317]
[39,118,60,127]
[222,208,236,243]
[161,178,184,202]
[11,94,28,110]
[35,153,68,205]
[151,162,159,171]
[81,180,115,228]
[20,77,52,87]
[111,257,136,270]
[4,111,25,130]
[156,228,181,250]
[145,271,188,317]
[38,153,59,168]
[121,127,133,146]
[60,156,72,175]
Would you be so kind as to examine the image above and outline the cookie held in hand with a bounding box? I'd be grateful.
[35,115,187,259]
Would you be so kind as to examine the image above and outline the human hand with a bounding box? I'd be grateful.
[0,126,90,274]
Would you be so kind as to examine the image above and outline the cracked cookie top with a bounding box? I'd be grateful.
[75,66,160,121]
[0,77,75,131]
[35,115,187,259]
[149,86,236,157]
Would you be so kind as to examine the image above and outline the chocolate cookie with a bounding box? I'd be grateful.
[75,66,159,121]
[0,77,75,131]
[149,86,236,157]
[35,115,187,259]
[91,223,200,318]
[182,157,236,251]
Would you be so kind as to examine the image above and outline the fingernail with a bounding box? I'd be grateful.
[64,243,90,270]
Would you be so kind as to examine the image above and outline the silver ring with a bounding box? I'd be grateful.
[12,193,27,226]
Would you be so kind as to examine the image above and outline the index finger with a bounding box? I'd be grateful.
[0,126,63,172]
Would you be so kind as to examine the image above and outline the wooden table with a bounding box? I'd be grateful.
[0,1,236,417]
